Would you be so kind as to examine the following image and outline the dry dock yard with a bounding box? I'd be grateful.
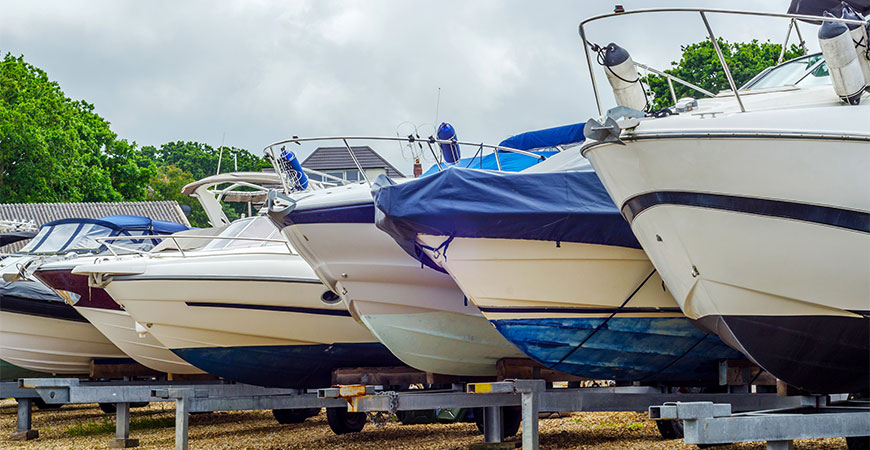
[0,398,848,449]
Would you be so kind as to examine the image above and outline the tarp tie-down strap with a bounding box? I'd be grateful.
[416,235,455,262]
[552,269,657,369]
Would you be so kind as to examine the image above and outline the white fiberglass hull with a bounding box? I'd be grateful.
[582,100,870,392]
[417,235,741,381]
[279,185,524,376]
[75,249,400,388]
[73,306,203,375]
[0,310,126,375]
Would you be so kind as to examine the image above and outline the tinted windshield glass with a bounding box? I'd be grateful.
[202,216,281,251]
[745,54,826,90]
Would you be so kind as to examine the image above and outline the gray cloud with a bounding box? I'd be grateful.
[2,0,794,173]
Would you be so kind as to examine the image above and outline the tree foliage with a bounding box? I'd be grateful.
[642,39,804,110]
[0,53,155,202]
[1,53,271,228]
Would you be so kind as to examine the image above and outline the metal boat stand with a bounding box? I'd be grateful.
[319,379,809,449]
[5,378,346,449]
[650,397,870,449]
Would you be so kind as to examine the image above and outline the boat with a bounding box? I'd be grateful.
[70,214,402,388]
[578,7,869,392]
[0,279,126,374]
[32,172,288,376]
[0,215,189,375]
[266,135,541,376]
[372,124,743,382]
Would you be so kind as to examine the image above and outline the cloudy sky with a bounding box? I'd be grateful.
[2,0,798,173]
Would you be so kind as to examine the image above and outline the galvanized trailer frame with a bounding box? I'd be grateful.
[4,378,345,449]
[650,398,870,450]
[319,379,812,448]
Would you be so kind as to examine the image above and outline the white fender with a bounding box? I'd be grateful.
[842,4,870,87]
[819,16,866,104]
[601,43,647,111]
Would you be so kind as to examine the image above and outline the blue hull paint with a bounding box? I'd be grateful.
[491,317,743,382]
[172,343,403,388]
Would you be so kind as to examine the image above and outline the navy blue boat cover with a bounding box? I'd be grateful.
[373,166,640,268]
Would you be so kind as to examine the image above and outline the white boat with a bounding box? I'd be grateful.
[578,8,869,392]
[0,280,125,374]
[71,215,401,388]
[0,215,187,375]
[266,137,533,377]
[372,128,743,382]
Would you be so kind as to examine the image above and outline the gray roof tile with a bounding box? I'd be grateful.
[301,146,405,178]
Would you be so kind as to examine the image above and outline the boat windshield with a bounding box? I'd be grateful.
[202,216,282,251]
[18,223,157,255]
[743,54,828,90]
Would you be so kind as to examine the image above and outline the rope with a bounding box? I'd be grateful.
[551,269,657,368]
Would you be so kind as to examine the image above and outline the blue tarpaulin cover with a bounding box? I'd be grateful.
[421,122,585,176]
[373,166,640,268]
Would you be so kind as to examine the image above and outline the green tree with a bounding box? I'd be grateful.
[141,141,270,181]
[0,53,155,202]
[642,39,804,110]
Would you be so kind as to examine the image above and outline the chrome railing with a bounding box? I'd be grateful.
[96,235,295,258]
[578,7,870,116]
[263,135,542,192]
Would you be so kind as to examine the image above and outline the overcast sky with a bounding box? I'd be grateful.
[2,0,799,174]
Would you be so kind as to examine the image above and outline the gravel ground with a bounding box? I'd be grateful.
[0,398,847,449]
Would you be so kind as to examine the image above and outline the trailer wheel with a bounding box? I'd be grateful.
[473,406,522,439]
[272,408,321,424]
[32,398,63,410]
[397,409,437,425]
[326,407,366,434]
[655,419,684,440]
[847,436,870,450]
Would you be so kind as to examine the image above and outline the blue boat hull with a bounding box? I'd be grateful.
[172,343,404,388]
[491,317,743,382]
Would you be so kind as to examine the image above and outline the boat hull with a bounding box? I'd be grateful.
[34,267,203,375]
[281,210,525,376]
[92,252,400,388]
[0,310,126,374]
[583,130,870,393]
[417,235,742,382]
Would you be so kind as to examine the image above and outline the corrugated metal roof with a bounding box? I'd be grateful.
[0,201,189,252]
[301,146,405,178]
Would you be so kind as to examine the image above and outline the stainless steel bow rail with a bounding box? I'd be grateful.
[3,378,345,449]
[263,135,544,190]
[578,7,870,116]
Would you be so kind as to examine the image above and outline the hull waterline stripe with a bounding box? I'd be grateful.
[112,274,322,284]
[0,296,88,323]
[622,191,870,233]
[283,202,374,225]
[184,301,352,317]
[478,306,682,314]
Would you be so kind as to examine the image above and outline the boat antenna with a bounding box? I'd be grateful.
[215,132,226,175]
[434,87,441,125]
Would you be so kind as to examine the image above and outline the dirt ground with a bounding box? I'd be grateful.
[0,398,848,449]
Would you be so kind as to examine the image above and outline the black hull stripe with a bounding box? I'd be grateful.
[114,275,322,284]
[185,301,352,317]
[0,296,88,323]
[478,306,683,314]
[622,191,870,233]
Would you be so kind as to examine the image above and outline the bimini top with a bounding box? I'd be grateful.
[421,123,586,176]
[373,166,640,269]
[18,215,188,255]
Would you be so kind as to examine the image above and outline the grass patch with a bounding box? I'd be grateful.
[625,423,645,430]
[66,416,174,436]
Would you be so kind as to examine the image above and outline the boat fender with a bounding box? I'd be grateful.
[819,12,866,104]
[436,122,460,165]
[841,2,870,89]
[600,43,647,111]
[279,148,309,190]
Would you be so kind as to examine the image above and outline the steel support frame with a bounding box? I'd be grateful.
[650,400,870,447]
[10,378,346,449]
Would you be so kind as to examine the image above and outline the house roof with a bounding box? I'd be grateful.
[0,201,189,252]
[301,146,405,178]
